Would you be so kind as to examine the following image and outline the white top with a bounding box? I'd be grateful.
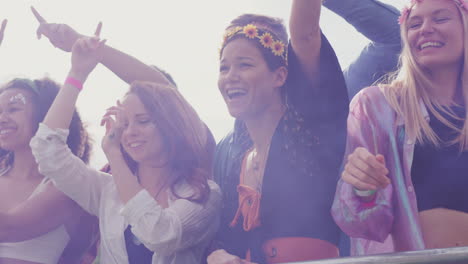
[30,123,222,264]
[0,168,70,264]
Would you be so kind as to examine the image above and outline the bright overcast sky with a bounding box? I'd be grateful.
[0,0,406,169]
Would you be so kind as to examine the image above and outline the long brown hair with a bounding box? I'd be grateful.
[123,81,212,204]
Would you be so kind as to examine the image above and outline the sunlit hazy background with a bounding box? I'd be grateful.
[0,0,406,168]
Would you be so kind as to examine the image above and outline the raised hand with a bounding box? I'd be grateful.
[342,147,390,191]
[31,6,82,52]
[100,101,127,156]
[69,23,105,81]
[0,19,7,46]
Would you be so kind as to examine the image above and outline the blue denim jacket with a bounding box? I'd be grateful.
[323,0,401,100]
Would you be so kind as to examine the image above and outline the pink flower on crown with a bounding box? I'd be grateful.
[398,6,411,24]
[398,0,426,25]
[455,0,468,10]
[399,0,468,25]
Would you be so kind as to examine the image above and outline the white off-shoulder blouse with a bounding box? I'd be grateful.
[30,123,221,264]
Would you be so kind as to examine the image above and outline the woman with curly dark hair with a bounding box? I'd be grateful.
[0,77,96,264]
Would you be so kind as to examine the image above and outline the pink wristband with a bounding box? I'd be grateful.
[65,76,84,91]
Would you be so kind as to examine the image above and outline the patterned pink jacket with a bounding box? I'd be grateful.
[332,85,427,255]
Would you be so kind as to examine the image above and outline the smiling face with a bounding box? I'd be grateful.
[218,38,287,120]
[406,0,465,70]
[120,93,166,166]
[0,88,36,151]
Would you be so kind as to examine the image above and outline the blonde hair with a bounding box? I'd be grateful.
[382,0,468,150]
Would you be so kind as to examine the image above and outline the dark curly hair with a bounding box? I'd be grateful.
[0,78,92,168]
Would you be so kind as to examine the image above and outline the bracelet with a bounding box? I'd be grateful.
[353,188,377,197]
[65,76,83,91]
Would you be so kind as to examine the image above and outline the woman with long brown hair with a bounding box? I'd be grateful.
[30,29,221,263]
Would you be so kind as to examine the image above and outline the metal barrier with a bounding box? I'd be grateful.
[287,247,468,264]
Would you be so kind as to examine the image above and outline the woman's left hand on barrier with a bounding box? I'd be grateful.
[101,101,127,157]
[0,19,7,46]
[207,249,258,264]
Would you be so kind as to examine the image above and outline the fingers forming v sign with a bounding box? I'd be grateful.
[0,19,7,46]
[70,22,106,81]
[73,22,105,53]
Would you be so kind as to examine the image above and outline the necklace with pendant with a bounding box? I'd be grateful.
[131,171,168,246]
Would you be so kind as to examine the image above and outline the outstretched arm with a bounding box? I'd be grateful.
[323,0,400,45]
[287,0,348,123]
[322,0,401,99]
[289,0,322,81]
[30,29,112,217]
[96,44,171,85]
[42,31,104,129]
[32,6,171,86]
[0,19,7,46]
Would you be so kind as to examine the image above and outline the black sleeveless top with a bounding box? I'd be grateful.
[214,32,348,263]
[411,106,468,212]
[124,226,153,263]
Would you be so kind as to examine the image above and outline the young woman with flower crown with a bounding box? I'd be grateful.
[209,0,348,263]
[332,0,468,256]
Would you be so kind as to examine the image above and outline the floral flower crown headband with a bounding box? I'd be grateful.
[220,24,288,66]
[399,0,468,24]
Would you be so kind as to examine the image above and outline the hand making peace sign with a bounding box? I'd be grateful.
[69,22,105,82]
